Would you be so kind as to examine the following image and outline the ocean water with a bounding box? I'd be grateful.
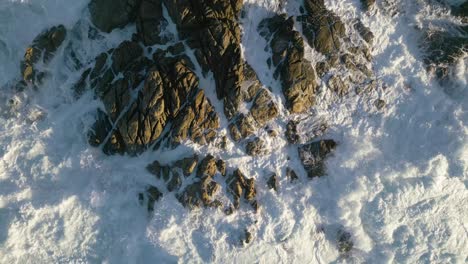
[0,0,466,263]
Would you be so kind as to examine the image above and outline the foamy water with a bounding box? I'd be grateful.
[0,0,466,263]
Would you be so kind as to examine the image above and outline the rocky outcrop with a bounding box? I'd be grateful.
[88,0,141,33]
[337,229,354,254]
[20,25,66,86]
[259,14,317,113]
[267,173,278,191]
[146,155,258,212]
[139,185,163,213]
[296,0,375,102]
[79,41,219,154]
[299,139,337,178]
[227,169,257,210]
[300,1,346,55]
[424,26,468,80]
[245,137,266,156]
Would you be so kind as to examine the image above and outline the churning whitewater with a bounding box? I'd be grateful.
[0,0,467,263]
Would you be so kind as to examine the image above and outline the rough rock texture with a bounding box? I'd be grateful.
[159,0,278,141]
[300,0,346,55]
[299,139,337,178]
[20,25,66,86]
[245,137,266,156]
[424,26,468,80]
[295,0,375,106]
[146,155,257,211]
[259,14,317,113]
[88,0,141,33]
[79,41,219,154]
[286,120,300,144]
[227,169,257,210]
[161,0,244,119]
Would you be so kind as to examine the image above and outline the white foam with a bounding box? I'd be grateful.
[0,0,466,263]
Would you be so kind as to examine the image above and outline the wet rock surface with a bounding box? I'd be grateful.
[299,140,337,178]
[259,14,317,113]
[88,0,141,33]
[20,25,67,87]
[80,41,219,155]
[146,155,257,212]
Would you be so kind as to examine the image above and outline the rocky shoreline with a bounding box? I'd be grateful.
[8,0,467,250]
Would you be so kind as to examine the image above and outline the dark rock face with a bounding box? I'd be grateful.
[267,173,278,191]
[424,26,468,80]
[136,0,168,45]
[299,140,337,178]
[139,185,163,213]
[360,0,375,11]
[20,25,67,86]
[286,167,299,182]
[259,14,317,113]
[337,229,354,254]
[88,0,141,33]
[80,41,219,155]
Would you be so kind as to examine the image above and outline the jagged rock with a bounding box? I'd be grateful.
[174,155,199,176]
[354,20,374,45]
[245,137,265,156]
[229,114,256,142]
[286,120,300,144]
[337,229,354,254]
[360,0,375,11]
[216,160,227,176]
[81,41,219,154]
[20,25,66,85]
[300,0,346,55]
[136,0,168,45]
[227,169,257,210]
[162,0,244,120]
[88,0,141,33]
[327,75,349,96]
[250,88,279,126]
[177,177,222,209]
[197,155,218,178]
[267,173,278,191]
[139,185,162,213]
[146,161,182,191]
[424,27,467,80]
[299,140,337,178]
[259,14,316,113]
[374,99,386,110]
[286,167,299,182]
[243,229,253,245]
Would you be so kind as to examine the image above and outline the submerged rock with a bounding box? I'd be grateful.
[88,0,141,33]
[20,25,67,86]
[267,173,278,191]
[299,140,337,178]
[139,185,163,213]
[337,229,354,254]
